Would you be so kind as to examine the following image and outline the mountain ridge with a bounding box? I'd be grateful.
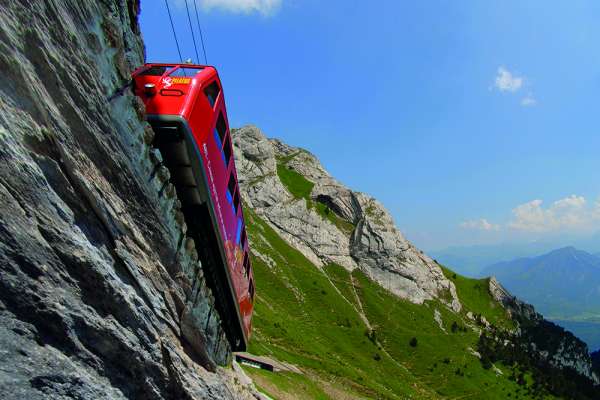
[482,246,600,351]
[233,125,461,312]
[482,247,600,318]
[431,238,600,276]
[232,125,600,398]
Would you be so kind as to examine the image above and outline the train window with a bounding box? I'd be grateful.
[140,65,172,76]
[243,253,250,277]
[228,173,236,200]
[204,81,221,108]
[241,229,247,249]
[170,67,203,77]
[214,113,227,163]
[249,279,255,302]
[235,219,243,245]
[223,135,232,166]
[232,186,240,213]
[227,172,237,214]
[215,113,226,143]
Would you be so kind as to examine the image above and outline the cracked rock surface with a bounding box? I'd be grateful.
[232,125,461,311]
[0,0,260,398]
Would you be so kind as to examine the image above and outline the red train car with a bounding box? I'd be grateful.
[132,63,254,350]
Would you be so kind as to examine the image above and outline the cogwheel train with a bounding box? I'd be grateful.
[132,63,254,350]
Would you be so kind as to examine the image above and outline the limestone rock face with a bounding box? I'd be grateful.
[0,1,257,398]
[233,126,461,311]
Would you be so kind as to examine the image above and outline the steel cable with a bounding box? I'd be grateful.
[164,0,183,63]
[184,0,201,64]
[193,0,209,64]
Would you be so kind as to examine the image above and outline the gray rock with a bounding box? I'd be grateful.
[488,278,598,383]
[233,125,461,311]
[0,0,257,398]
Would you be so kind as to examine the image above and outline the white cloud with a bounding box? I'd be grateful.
[494,66,523,92]
[460,219,500,231]
[509,195,599,232]
[521,93,537,107]
[195,0,281,15]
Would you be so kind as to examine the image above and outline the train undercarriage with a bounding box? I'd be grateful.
[148,117,246,364]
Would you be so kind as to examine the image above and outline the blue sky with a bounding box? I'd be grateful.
[140,0,600,251]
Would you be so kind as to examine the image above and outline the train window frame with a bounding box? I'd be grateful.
[213,112,228,165]
[169,67,203,78]
[227,173,236,200]
[243,253,250,277]
[227,172,237,215]
[232,185,240,213]
[249,279,255,302]
[204,80,221,108]
[222,134,232,166]
[235,219,243,245]
[139,65,173,76]
[241,229,247,249]
[215,112,227,143]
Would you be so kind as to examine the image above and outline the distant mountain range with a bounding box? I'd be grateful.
[482,247,600,350]
[430,234,600,277]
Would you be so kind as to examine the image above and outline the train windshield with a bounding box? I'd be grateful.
[170,67,204,77]
[139,65,173,76]
[138,65,204,77]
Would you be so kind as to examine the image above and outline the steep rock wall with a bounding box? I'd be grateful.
[0,1,259,398]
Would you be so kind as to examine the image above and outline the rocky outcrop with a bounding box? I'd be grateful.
[488,278,599,384]
[232,125,460,311]
[0,1,258,398]
[488,277,539,322]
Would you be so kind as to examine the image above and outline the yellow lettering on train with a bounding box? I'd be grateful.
[171,77,191,85]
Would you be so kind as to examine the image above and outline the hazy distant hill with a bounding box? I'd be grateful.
[483,247,600,350]
[430,235,600,277]
[430,243,559,276]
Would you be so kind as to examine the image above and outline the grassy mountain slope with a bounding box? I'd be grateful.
[243,209,557,399]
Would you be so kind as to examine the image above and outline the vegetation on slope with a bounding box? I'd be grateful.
[244,210,560,399]
[276,160,314,201]
[275,155,354,234]
[439,265,514,329]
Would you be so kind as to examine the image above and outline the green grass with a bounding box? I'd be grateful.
[242,367,332,400]
[275,158,355,235]
[323,263,361,311]
[439,265,513,329]
[314,202,355,235]
[244,204,556,399]
[352,271,541,399]
[276,162,314,201]
[246,209,428,399]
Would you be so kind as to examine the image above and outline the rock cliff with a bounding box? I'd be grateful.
[0,1,259,398]
[232,125,461,312]
[488,278,599,384]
